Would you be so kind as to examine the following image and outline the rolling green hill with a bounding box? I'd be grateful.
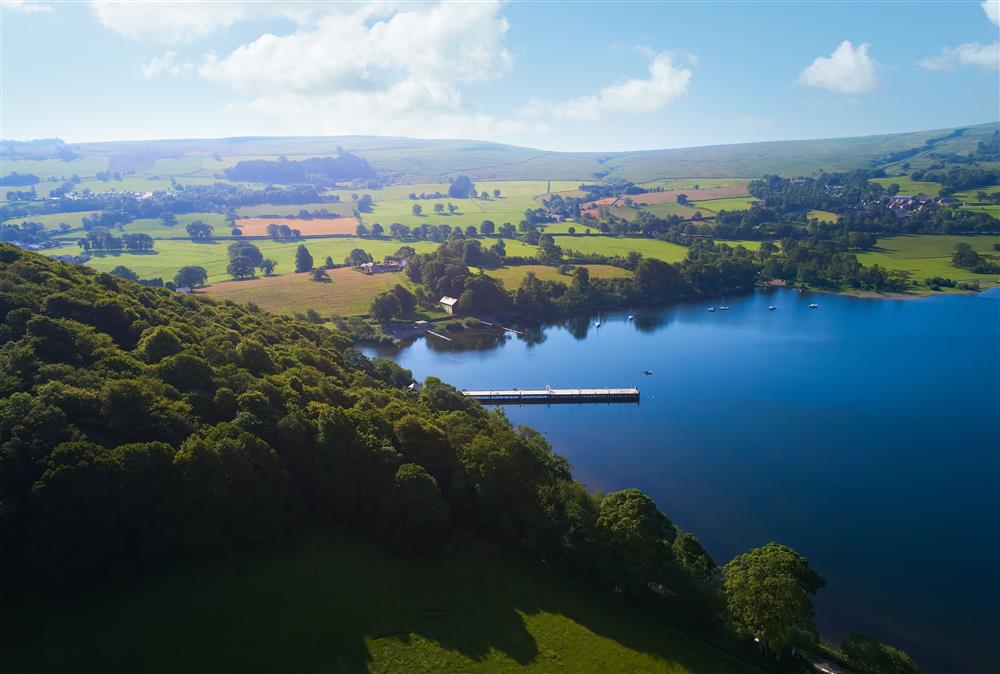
[4,123,996,187]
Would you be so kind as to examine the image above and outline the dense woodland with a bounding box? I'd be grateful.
[0,245,915,674]
[224,151,379,185]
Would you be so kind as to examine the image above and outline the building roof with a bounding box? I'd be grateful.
[439,296,458,306]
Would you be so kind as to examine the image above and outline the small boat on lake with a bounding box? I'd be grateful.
[809,303,819,309]
[595,313,602,327]
[769,305,777,311]
[643,370,652,376]
[707,307,716,312]
[628,314,634,321]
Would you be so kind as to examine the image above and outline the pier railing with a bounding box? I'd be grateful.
[462,387,639,405]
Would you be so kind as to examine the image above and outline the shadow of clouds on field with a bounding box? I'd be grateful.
[3,530,754,674]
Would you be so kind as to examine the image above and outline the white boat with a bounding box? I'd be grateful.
[719,296,729,310]
[707,307,716,312]
[628,314,634,321]
[595,313,602,327]
[768,305,777,310]
[809,303,819,309]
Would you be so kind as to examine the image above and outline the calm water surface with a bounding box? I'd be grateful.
[367,287,999,673]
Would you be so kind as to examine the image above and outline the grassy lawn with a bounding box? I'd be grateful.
[869,176,942,196]
[690,197,759,212]
[3,530,758,674]
[44,237,438,284]
[857,235,1000,285]
[482,264,631,288]
[124,212,230,238]
[200,267,405,316]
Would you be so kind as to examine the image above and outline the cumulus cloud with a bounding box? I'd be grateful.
[136,51,195,79]
[521,52,691,122]
[798,41,878,94]
[919,42,999,71]
[1,0,52,13]
[918,3,999,72]
[191,1,537,139]
[90,1,318,43]
[983,0,1000,26]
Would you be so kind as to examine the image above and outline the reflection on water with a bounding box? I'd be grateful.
[367,287,1000,674]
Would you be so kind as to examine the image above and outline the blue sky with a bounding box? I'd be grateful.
[1,1,997,151]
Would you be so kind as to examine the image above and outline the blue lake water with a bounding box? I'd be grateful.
[367,286,999,673]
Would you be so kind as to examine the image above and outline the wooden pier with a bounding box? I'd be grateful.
[462,387,639,405]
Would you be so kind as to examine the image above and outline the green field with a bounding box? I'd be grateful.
[360,181,582,231]
[961,204,1000,220]
[621,201,703,220]
[869,176,942,196]
[690,197,759,212]
[808,210,839,223]
[558,236,690,262]
[201,267,407,316]
[3,531,757,674]
[2,210,100,230]
[44,237,438,284]
[123,212,231,238]
[483,264,631,288]
[857,235,1000,285]
[236,201,357,217]
[637,178,749,191]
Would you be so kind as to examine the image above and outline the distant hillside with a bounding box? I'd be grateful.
[2,123,996,185]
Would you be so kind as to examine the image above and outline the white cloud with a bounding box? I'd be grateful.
[983,0,1000,26]
[918,42,999,71]
[522,52,691,122]
[1,0,52,13]
[190,1,535,140]
[136,51,195,79]
[918,3,999,72]
[90,1,319,43]
[798,41,878,94]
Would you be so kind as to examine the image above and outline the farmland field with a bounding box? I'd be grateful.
[236,217,359,237]
[1,210,100,230]
[690,197,759,212]
[637,178,750,191]
[961,204,1000,220]
[4,530,754,674]
[363,180,582,230]
[483,264,631,288]
[558,236,691,262]
[235,201,356,217]
[857,235,1000,284]
[200,268,405,316]
[43,237,438,283]
[869,176,942,196]
[123,213,230,238]
[614,202,703,221]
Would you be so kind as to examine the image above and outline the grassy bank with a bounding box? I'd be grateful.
[4,530,760,674]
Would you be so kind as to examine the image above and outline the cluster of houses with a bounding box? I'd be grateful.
[885,195,958,212]
[357,255,406,275]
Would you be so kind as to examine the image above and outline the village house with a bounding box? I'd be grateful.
[358,256,407,275]
[439,296,458,314]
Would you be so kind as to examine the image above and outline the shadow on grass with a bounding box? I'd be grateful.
[3,530,758,674]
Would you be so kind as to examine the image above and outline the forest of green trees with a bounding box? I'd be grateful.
[0,244,914,674]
